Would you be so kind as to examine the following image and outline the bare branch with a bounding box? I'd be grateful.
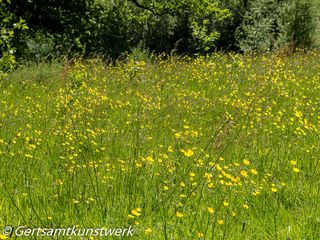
[128,0,158,15]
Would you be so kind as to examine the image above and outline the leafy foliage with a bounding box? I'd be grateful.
[2,0,231,59]
[127,0,231,53]
[284,0,318,49]
[235,0,318,53]
[0,0,319,63]
[0,0,27,76]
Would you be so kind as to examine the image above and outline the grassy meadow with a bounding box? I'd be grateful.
[0,52,320,239]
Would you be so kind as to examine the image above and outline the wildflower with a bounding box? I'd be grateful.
[180,182,186,187]
[217,220,225,225]
[295,111,302,118]
[145,228,152,235]
[290,160,297,166]
[240,170,248,177]
[146,156,154,163]
[243,159,251,165]
[135,162,142,168]
[293,167,300,173]
[175,133,181,138]
[176,211,184,218]
[0,234,7,240]
[225,182,233,186]
[197,232,204,238]
[207,207,214,213]
[131,208,141,217]
[243,204,249,209]
[271,187,277,193]
[181,149,194,157]
[250,169,258,175]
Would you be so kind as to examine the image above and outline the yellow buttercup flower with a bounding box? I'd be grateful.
[217,219,225,225]
[290,160,297,166]
[0,234,7,240]
[176,211,184,218]
[197,232,204,238]
[131,208,142,217]
[271,187,277,193]
[181,149,194,157]
[240,170,248,177]
[250,169,258,175]
[207,207,214,213]
[145,228,152,235]
[243,159,251,165]
[243,204,249,209]
[293,167,300,173]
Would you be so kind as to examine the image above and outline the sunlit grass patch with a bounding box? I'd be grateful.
[0,52,319,239]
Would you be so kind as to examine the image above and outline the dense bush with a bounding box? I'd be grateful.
[1,0,232,59]
[0,0,28,75]
[0,0,319,63]
[235,0,318,53]
[3,0,132,59]
[128,0,231,54]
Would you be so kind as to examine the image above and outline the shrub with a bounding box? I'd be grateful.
[235,0,318,53]
[0,0,27,77]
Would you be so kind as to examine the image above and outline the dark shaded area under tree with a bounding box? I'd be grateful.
[0,0,318,64]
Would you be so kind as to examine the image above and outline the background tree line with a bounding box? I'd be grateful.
[0,0,319,67]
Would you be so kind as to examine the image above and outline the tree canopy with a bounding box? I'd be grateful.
[0,0,319,67]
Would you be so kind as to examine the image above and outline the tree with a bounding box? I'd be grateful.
[235,0,318,53]
[0,0,27,76]
[127,0,231,53]
[4,0,132,59]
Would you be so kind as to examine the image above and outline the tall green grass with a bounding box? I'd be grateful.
[0,53,319,239]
